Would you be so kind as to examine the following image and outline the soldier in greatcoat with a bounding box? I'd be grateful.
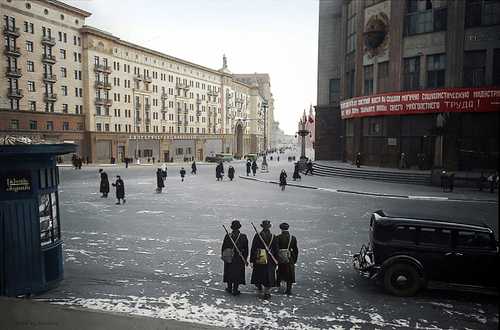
[250,220,279,299]
[276,223,298,295]
[99,169,109,198]
[246,160,251,176]
[221,220,248,296]
[156,168,164,193]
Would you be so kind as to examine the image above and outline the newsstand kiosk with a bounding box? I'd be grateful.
[0,139,76,296]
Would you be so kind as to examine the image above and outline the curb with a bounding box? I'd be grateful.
[238,176,498,204]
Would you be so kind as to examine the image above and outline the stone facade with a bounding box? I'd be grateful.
[1,0,274,163]
[316,0,500,170]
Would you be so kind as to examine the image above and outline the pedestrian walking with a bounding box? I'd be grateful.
[251,160,258,176]
[77,157,83,169]
[399,152,408,169]
[180,167,186,182]
[277,156,280,162]
[216,162,224,181]
[228,166,235,181]
[191,161,197,175]
[246,160,252,176]
[112,175,126,204]
[488,172,498,193]
[304,160,313,175]
[279,170,287,191]
[292,162,301,181]
[125,158,129,168]
[250,221,279,300]
[161,163,168,178]
[355,152,362,168]
[99,169,109,198]
[156,168,164,193]
[221,220,249,296]
[276,223,298,295]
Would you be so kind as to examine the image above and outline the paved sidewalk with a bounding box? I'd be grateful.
[240,164,498,203]
[0,297,228,330]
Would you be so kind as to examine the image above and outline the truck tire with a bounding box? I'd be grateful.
[383,263,421,297]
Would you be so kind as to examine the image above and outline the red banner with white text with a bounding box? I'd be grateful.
[340,87,500,119]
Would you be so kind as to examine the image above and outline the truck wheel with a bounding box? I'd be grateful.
[383,263,421,297]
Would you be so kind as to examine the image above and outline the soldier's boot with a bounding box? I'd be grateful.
[225,283,233,294]
[232,284,241,296]
[285,282,292,295]
[263,287,271,300]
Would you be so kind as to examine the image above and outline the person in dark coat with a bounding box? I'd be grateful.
[355,152,362,168]
[292,162,301,181]
[221,220,248,296]
[304,160,313,175]
[276,223,298,295]
[156,168,165,193]
[112,175,126,205]
[180,167,186,182]
[125,158,129,168]
[216,162,224,181]
[250,220,279,300]
[251,160,258,176]
[228,166,235,181]
[246,160,251,176]
[98,169,109,198]
[279,170,287,191]
[191,161,197,175]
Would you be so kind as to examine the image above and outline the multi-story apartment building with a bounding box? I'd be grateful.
[1,0,274,163]
[1,0,89,157]
[316,0,500,170]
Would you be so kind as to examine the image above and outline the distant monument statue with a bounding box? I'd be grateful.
[220,54,231,74]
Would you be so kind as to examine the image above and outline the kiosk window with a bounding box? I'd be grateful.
[39,192,60,246]
[39,169,47,189]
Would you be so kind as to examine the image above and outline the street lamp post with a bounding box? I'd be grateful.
[261,100,268,171]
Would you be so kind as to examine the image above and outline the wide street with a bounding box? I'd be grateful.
[38,157,498,329]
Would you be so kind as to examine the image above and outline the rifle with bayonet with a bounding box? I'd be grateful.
[250,222,278,265]
[222,225,249,266]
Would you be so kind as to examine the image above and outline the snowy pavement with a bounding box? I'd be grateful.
[36,161,499,329]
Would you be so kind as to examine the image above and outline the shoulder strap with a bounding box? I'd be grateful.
[234,233,240,245]
[287,235,292,250]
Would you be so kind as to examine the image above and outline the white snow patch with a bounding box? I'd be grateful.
[137,210,165,215]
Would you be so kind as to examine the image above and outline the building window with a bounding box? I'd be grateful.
[364,117,383,136]
[30,101,36,111]
[27,61,35,72]
[426,54,446,88]
[96,123,102,131]
[176,148,183,155]
[26,41,34,52]
[345,53,356,98]
[10,119,19,129]
[463,51,486,87]
[377,61,390,93]
[28,81,36,92]
[46,121,54,130]
[62,104,68,113]
[62,122,69,130]
[494,49,500,85]
[363,65,374,96]
[61,86,68,96]
[405,0,447,35]
[465,0,500,27]
[346,0,357,53]
[403,56,420,90]
[328,79,340,104]
[60,67,67,78]
[60,49,66,59]
[105,123,110,132]
[30,120,37,130]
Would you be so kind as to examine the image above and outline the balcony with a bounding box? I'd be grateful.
[44,93,57,102]
[41,35,56,46]
[145,118,151,124]
[161,92,168,99]
[95,98,113,107]
[8,88,23,99]
[94,64,111,74]
[196,98,202,104]
[207,90,218,96]
[135,102,142,110]
[134,74,144,81]
[5,67,22,78]
[43,73,57,83]
[94,81,112,90]
[144,76,152,83]
[4,45,21,57]
[3,26,20,38]
[42,54,56,64]
[176,82,190,90]
[161,105,168,112]
[135,116,142,123]
[145,104,151,111]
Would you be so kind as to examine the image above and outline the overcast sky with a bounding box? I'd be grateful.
[65,0,318,135]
